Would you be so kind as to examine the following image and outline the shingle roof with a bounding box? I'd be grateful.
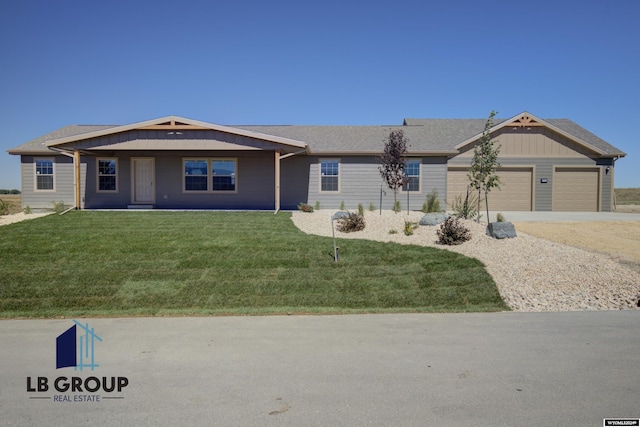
[7,125,117,154]
[7,114,625,157]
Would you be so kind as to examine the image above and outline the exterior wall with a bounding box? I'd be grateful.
[306,156,448,211]
[20,155,86,211]
[83,151,277,210]
[280,156,312,210]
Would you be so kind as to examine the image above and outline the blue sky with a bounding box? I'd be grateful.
[1,0,638,189]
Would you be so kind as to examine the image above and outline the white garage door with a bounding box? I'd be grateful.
[553,168,599,211]
[447,168,533,211]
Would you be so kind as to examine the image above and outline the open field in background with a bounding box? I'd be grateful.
[615,188,640,205]
[0,211,507,318]
[0,194,22,215]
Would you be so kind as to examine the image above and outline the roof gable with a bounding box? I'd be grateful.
[44,116,307,150]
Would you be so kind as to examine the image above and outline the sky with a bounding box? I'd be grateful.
[1,0,638,189]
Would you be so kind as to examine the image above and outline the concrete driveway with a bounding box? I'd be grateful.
[1,312,638,426]
[485,210,640,222]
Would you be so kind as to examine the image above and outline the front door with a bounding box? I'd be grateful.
[132,158,155,204]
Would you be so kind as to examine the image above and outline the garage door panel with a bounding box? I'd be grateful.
[553,168,599,211]
[447,168,532,211]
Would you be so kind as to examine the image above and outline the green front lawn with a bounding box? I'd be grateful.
[0,211,508,317]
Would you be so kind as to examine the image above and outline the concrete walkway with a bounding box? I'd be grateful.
[2,312,638,426]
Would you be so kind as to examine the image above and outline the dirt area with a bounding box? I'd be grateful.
[615,204,640,213]
[513,221,640,274]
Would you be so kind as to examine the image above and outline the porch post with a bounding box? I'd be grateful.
[275,151,281,213]
[74,150,81,209]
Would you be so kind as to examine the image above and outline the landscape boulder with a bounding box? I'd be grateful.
[419,212,449,226]
[486,222,517,239]
[332,211,350,220]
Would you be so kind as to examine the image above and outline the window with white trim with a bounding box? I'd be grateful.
[320,159,339,192]
[402,159,420,192]
[35,158,54,191]
[97,158,118,192]
[183,158,237,192]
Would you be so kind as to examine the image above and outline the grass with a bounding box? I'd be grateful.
[615,188,640,205]
[0,211,509,317]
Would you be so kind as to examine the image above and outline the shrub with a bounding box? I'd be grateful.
[369,202,375,212]
[403,221,418,236]
[0,199,9,216]
[358,203,364,216]
[24,205,32,214]
[393,200,401,213]
[340,200,345,210]
[51,201,69,214]
[388,229,398,234]
[297,202,314,213]
[422,189,442,213]
[437,217,471,245]
[496,212,505,222]
[450,191,479,220]
[314,201,320,210]
[336,212,365,233]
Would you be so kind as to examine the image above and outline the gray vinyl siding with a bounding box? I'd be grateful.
[20,155,85,211]
[307,156,447,211]
[83,151,276,210]
[448,156,610,211]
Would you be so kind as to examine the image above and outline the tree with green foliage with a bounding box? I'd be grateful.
[379,130,409,213]
[468,111,501,223]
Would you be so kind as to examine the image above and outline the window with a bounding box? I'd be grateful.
[212,160,236,191]
[35,158,54,191]
[183,158,237,192]
[402,159,420,192]
[320,159,339,192]
[184,160,208,191]
[98,158,118,192]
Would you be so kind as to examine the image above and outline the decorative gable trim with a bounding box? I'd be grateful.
[454,111,607,156]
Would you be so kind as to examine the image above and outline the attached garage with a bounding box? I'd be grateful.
[447,167,533,211]
[552,167,600,211]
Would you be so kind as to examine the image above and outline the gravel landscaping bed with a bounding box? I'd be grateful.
[291,210,640,312]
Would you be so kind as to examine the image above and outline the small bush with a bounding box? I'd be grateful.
[388,229,398,234]
[314,201,320,210]
[496,212,505,222]
[51,201,69,214]
[450,190,479,220]
[437,217,471,245]
[403,221,418,236]
[24,205,32,214]
[340,200,345,210]
[0,199,9,216]
[297,203,314,213]
[422,189,442,213]
[369,202,375,212]
[358,203,364,216]
[393,200,401,213]
[336,212,365,233]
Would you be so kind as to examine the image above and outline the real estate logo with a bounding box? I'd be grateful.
[56,320,102,370]
[27,320,129,402]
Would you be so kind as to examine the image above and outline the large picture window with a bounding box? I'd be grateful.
[320,159,339,192]
[35,158,54,191]
[183,158,237,193]
[402,159,421,192]
[97,158,118,192]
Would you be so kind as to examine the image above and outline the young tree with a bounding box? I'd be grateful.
[379,130,409,212]
[468,110,501,223]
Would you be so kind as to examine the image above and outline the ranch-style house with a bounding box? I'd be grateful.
[7,111,626,212]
